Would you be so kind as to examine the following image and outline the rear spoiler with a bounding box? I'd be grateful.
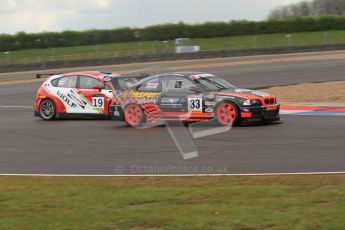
[109,73,149,90]
[36,73,62,79]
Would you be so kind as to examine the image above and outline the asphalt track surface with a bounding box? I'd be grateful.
[0,51,344,175]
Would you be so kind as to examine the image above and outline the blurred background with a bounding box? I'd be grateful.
[1,0,345,70]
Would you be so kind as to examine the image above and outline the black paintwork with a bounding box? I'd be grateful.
[109,72,280,124]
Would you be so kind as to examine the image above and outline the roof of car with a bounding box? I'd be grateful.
[63,71,105,78]
[134,72,211,81]
[125,72,213,87]
[155,72,209,77]
[47,71,120,81]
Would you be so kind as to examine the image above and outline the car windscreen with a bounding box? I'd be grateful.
[192,76,235,91]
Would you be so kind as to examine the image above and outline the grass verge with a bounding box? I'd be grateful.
[1,175,345,229]
[2,30,345,65]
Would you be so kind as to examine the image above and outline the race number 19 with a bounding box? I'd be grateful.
[92,97,104,109]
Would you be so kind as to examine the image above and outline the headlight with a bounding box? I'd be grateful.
[243,100,251,106]
[242,99,261,106]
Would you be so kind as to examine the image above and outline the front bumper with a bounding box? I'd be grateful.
[240,104,280,124]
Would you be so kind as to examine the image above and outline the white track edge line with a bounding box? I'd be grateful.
[0,106,33,109]
[1,172,345,177]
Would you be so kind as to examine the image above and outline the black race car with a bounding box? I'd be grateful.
[108,72,280,127]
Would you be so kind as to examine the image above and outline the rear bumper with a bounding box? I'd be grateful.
[240,104,280,124]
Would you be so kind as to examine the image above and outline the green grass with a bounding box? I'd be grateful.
[1,30,345,65]
[1,175,345,229]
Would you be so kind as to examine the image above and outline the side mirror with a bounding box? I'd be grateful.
[92,84,102,91]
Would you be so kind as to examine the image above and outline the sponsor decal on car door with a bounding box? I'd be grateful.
[76,89,106,114]
[44,85,98,114]
[76,76,113,114]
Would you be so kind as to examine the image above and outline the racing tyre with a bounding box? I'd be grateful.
[124,104,146,127]
[39,99,56,120]
[215,101,239,126]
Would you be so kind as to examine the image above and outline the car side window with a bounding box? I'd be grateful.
[163,76,195,92]
[137,77,162,92]
[51,76,78,88]
[79,76,104,89]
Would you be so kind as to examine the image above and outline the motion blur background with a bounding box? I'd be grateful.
[2,0,345,71]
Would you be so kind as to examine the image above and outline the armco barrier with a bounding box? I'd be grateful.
[1,44,345,73]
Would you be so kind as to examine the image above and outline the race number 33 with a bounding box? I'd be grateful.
[92,97,104,109]
[188,98,202,112]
